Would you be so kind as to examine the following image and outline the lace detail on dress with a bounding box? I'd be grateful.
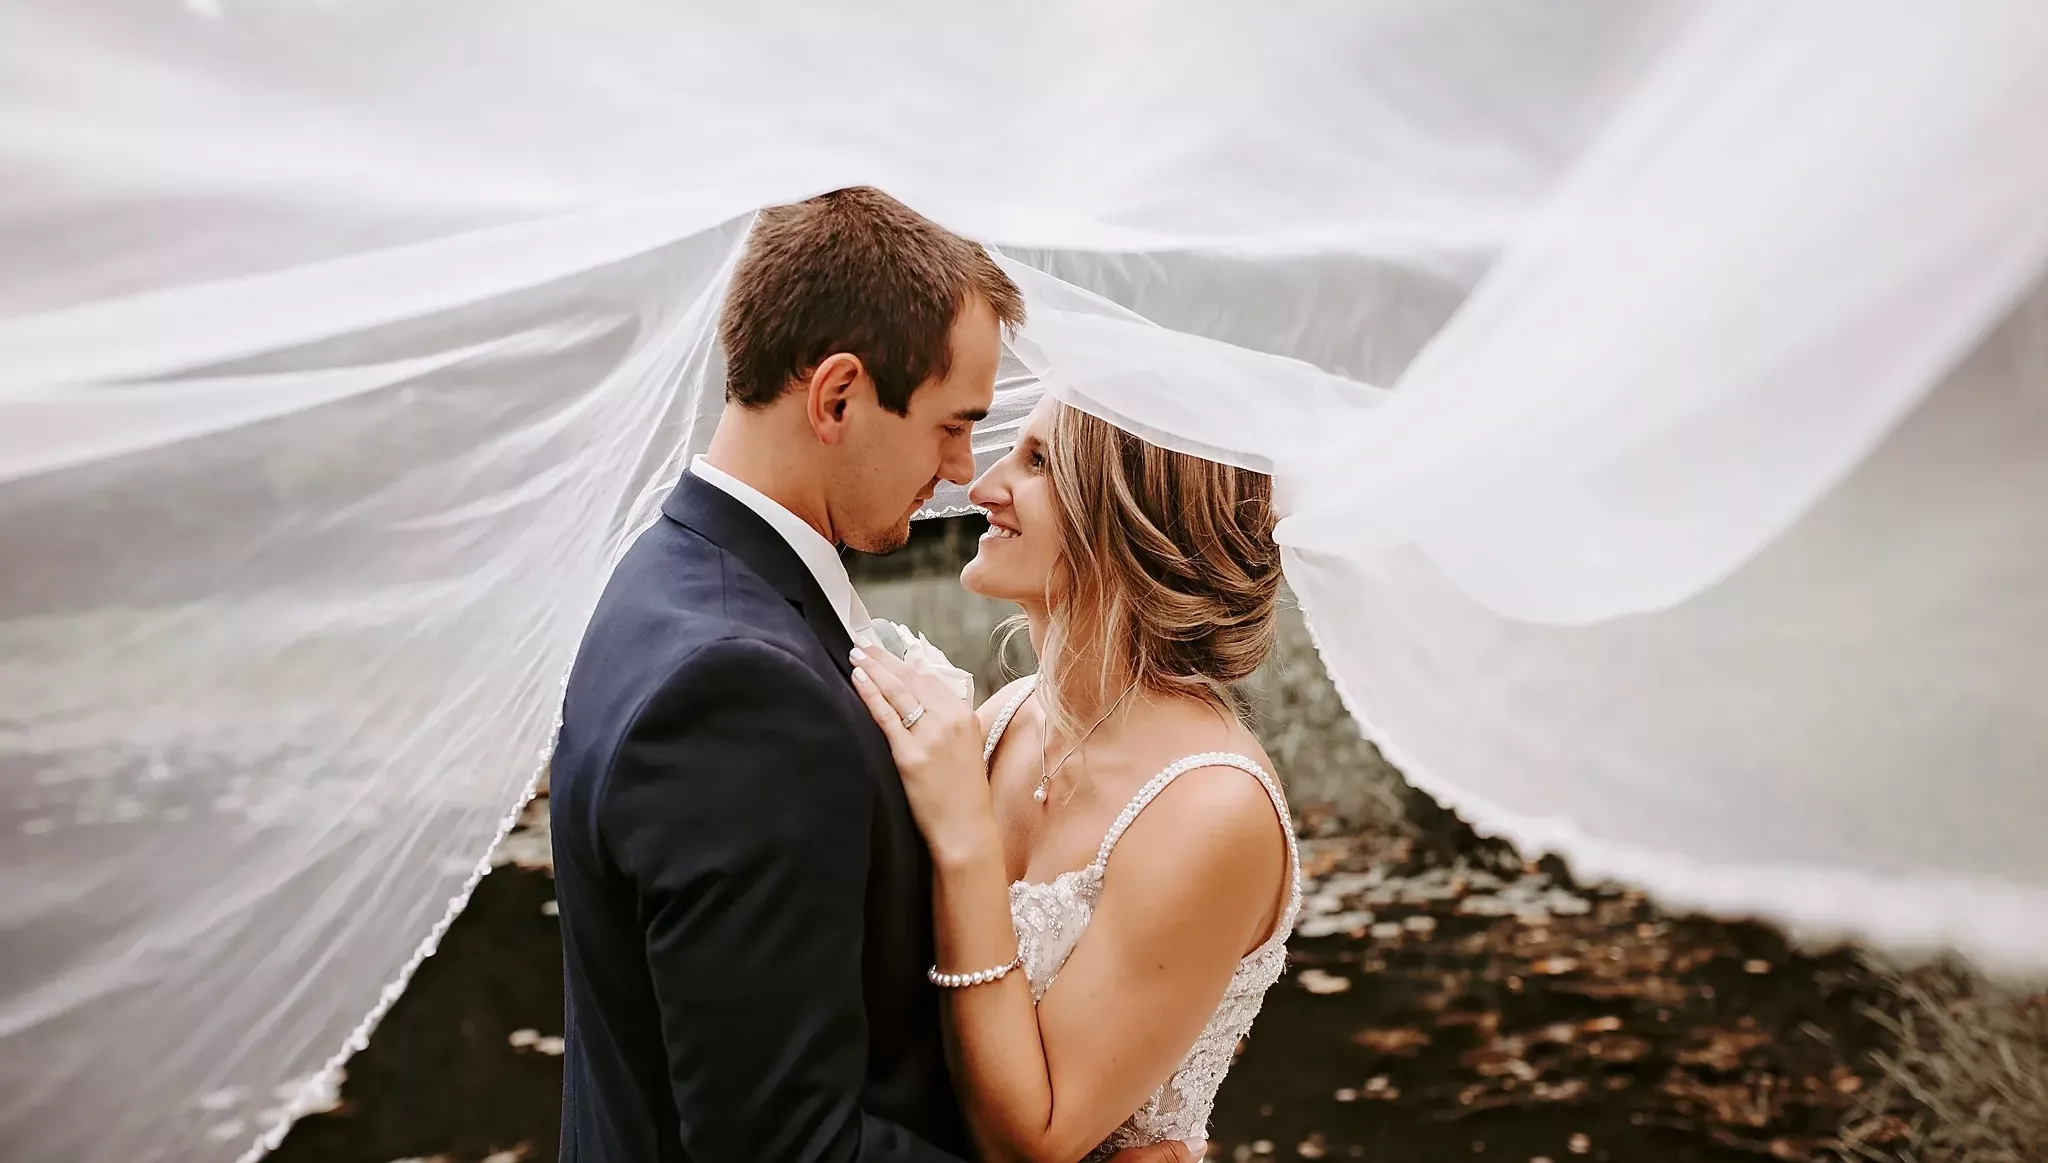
[987,684,1302,1161]
[1007,867,1098,1003]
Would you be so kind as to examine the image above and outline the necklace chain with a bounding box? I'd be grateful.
[1034,680,1138,805]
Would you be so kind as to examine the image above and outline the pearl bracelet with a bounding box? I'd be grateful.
[927,954,1022,989]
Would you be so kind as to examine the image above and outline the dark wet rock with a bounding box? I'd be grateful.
[268,824,562,1163]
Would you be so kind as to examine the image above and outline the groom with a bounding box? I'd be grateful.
[550,189,1194,1162]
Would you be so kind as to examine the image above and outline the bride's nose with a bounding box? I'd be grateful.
[967,463,1006,510]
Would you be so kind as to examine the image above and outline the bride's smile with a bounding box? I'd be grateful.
[960,397,1063,606]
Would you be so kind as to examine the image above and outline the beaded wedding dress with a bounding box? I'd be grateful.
[982,676,1304,1159]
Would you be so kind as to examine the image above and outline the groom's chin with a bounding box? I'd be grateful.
[847,522,913,556]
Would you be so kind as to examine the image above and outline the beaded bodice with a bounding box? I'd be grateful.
[983,676,1302,1159]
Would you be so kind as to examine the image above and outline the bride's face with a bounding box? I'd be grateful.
[961,396,1062,606]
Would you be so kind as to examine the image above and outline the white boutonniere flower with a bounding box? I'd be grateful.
[864,618,976,704]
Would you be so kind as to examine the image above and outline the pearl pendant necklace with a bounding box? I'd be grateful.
[1034,681,1138,805]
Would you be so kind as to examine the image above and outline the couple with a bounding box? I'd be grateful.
[551,188,1300,1163]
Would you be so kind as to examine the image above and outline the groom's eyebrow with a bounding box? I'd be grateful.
[954,407,989,423]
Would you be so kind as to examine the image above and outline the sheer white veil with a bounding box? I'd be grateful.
[3,3,2045,1160]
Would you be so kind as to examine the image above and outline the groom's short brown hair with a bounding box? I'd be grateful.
[721,187,1024,416]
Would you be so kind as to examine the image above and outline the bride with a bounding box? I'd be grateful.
[850,395,1301,1162]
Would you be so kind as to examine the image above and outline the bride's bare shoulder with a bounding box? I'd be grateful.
[1146,695,1275,772]
[1117,698,1286,865]
[1144,732,1284,833]
[1095,705,1290,953]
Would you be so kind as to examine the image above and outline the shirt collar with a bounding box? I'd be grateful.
[689,456,861,635]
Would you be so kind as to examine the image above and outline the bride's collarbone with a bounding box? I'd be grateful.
[993,719,1257,886]
[983,687,1253,876]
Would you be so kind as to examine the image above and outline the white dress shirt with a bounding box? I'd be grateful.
[690,456,869,637]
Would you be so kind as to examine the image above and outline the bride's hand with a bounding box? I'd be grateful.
[849,645,996,866]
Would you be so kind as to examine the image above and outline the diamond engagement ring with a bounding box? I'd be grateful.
[900,704,927,730]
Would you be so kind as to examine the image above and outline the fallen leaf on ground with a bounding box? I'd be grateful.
[1296,969,1352,995]
[1353,1027,1432,1055]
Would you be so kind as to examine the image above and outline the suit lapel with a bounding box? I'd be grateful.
[662,472,856,675]
[804,584,856,680]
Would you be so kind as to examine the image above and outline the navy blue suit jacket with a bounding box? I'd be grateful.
[550,471,972,1163]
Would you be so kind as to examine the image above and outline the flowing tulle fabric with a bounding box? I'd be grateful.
[3,3,2045,1160]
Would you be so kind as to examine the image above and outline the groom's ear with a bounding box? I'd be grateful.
[804,353,868,445]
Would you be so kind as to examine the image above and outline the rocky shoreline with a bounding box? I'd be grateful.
[268,786,1910,1163]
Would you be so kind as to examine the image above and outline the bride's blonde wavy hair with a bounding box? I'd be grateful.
[1021,402,1283,742]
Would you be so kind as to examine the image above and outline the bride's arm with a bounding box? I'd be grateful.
[933,776,1280,1163]
[851,650,1285,1163]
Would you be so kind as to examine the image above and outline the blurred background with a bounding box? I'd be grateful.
[262,515,2046,1163]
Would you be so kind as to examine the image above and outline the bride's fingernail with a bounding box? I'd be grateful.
[849,646,864,661]
[852,669,870,684]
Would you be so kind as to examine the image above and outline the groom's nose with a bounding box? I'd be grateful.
[939,431,976,486]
